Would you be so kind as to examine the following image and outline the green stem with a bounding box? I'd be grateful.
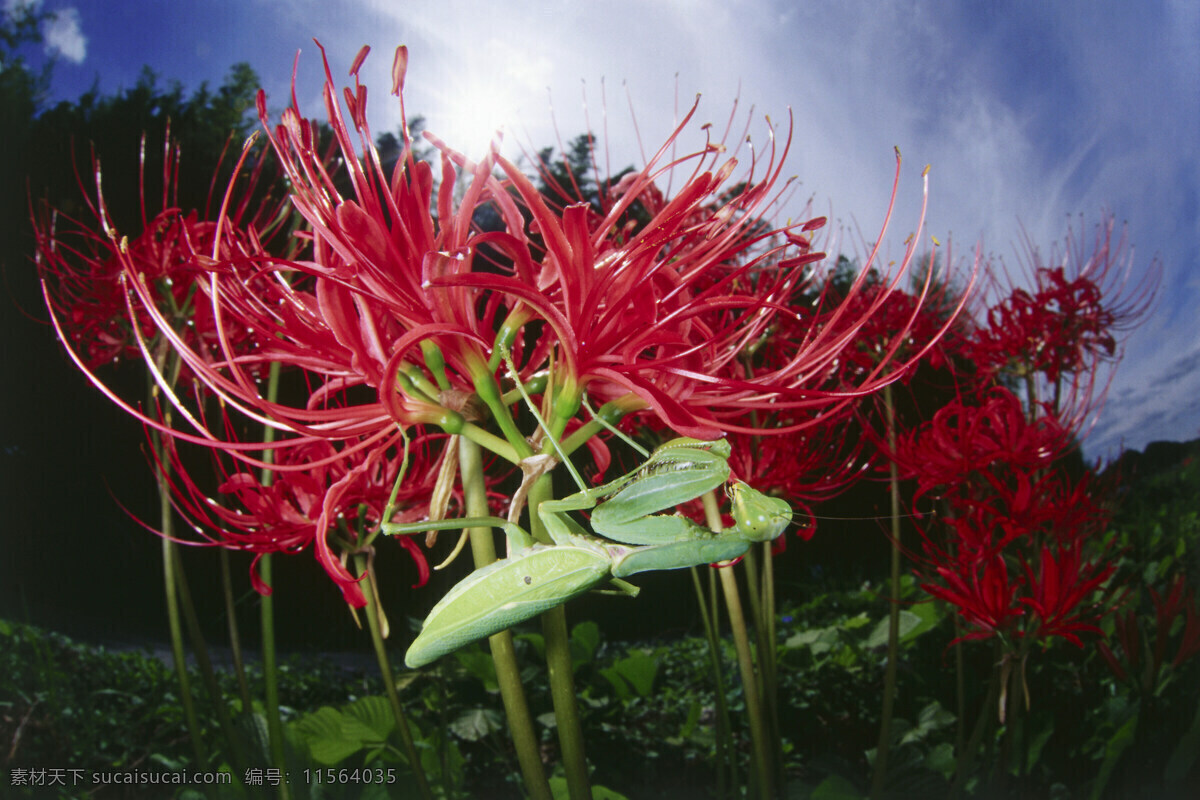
[711,566,738,795]
[704,492,771,799]
[718,565,773,800]
[951,642,1003,798]
[148,348,207,770]
[352,553,434,800]
[162,536,207,768]
[458,437,552,800]
[691,567,733,800]
[954,619,967,761]
[1165,688,1200,785]
[743,545,783,797]
[458,420,521,464]
[258,555,289,800]
[257,360,290,800]
[871,384,903,800]
[469,358,533,460]
[761,541,784,797]
[172,545,249,776]
[527,476,592,799]
[220,549,253,711]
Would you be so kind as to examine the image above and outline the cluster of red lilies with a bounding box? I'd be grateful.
[882,218,1169,689]
[33,41,1170,675]
[34,44,943,609]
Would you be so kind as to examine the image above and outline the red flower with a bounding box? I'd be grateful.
[921,553,1024,641]
[971,213,1159,433]
[1098,575,1200,690]
[159,430,445,604]
[1018,541,1114,647]
[36,131,288,371]
[901,389,1116,647]
[894,387,1068,503]
[36,42,968,605]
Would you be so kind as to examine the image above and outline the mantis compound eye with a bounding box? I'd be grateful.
[728,481,792,542]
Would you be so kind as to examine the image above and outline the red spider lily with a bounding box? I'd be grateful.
[1152,576,1200,670]
[1098,574,1200,690]
[899,385,1117,647]
[825,258,976,385]
[916,508,1116,648]
[1097,607,1140,684]
[111,42,962,473]
[921,553,1025,641]
[433,122,966,440]
[976,266,1116,384]
[893,386,1069,503]
[1018,540,1115,646]
[37,42,973,619]
[245,44,510,394]
[157,428,446,605]
[972,213,1159,432]
[35,130,290,370]
[81,44,520,470]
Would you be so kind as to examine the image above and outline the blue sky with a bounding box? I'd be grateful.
[17,0,1200,459]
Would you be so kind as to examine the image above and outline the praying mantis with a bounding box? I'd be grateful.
[382,349,792,668]
[384,435,792,668]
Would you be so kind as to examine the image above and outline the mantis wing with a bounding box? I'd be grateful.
[406,544,612,667]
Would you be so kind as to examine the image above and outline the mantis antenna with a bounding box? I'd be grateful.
[580,393,650,458]
[500,347,590,494]
[376,424,412,537]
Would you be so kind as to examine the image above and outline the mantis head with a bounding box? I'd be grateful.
[728,481,792,542]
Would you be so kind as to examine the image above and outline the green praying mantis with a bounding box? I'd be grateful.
[382,357,792,668]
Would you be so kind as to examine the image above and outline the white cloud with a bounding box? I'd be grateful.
[44,5,86,64]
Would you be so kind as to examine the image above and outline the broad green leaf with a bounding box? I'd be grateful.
[925,742,956,779]
[900,701,954,745]
[454,647,498,691]
[600,667,632,702]
[571,620,601,666]
[810,773,865,799]
[612,649,658,697]
[1090,714,1138,800]
[1025,721,1053,771]
[841,611,872,631]
[344,696,395,740]
[550,777,630,800]
[866,610,923,649]
[450,708,504,741]
[680,697,702,739]
[785,626,840,654]
[294,707,370,764]
[516,631,546,659]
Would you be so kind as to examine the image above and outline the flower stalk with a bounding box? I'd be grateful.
[458,436,552,800]
[704,492,773,800]
[870,383,904,799]
[691,566,735,799]
[352,552,434,800]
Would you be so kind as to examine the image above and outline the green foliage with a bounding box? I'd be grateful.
[0,621,209,797]
[5,451,1200,797]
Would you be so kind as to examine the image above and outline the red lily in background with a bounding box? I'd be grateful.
[1098,574,1200,692]
[896,386,1118,649]
[35,131,289,371]
[156,428,447,605]
[973,213,1159,433]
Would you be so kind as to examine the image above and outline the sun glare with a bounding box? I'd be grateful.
[425,71,528,161]
[420,40,553,161]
